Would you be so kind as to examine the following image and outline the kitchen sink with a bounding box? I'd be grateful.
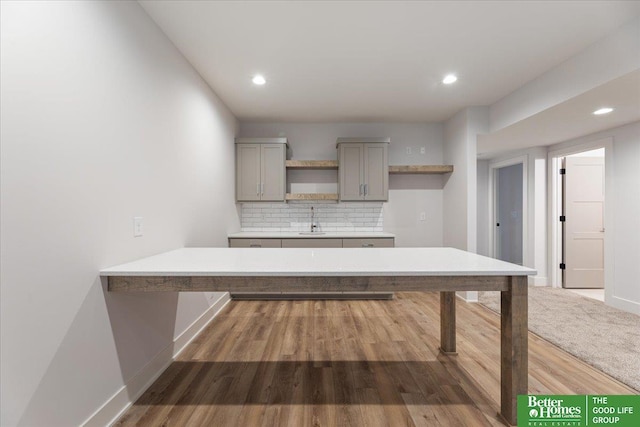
[298,232,326,235]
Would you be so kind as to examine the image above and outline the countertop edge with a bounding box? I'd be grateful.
[227,232,396,239]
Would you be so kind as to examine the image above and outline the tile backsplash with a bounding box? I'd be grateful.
[241,201,384,232]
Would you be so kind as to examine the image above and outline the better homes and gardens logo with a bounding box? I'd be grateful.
[518,395,640,426]
[525,395,583,424]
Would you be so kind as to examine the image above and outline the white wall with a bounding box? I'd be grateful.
[548,122,640,314]
[443,107,487,301]
[0,2,239,426]
[443,107,487,252]
[239,122,444,247]
[443,111,470,250]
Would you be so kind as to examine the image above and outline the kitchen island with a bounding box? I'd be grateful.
[101,247,535,425]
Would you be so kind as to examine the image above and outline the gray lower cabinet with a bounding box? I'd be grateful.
[281,239,342,248]
[236,139,286,202]
[229,237,395,248]
[228,238,281,248]
[342,238,394,248]
[338,140,389,201]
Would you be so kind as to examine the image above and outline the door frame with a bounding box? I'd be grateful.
[547,137,613,293]
[489,155,528,266]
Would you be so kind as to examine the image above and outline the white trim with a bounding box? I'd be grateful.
[489,155,528,266]
[529,276,548,287]
[456,291,478,303]
[548,155,563,288]
[547,138,613,293]
[81,293,231,427]
[611,296,640,315]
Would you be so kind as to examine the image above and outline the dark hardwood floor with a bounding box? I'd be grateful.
[114,292,634,426]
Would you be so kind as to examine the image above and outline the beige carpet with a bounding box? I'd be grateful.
[478,286,640,391]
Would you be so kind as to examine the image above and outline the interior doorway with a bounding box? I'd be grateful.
[561,148,605,290]
[490,156,527,266]
[496,163,524,264]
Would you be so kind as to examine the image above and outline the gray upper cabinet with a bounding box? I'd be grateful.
[338,143,364,200]
[338,138,389,201]
[363,143,388,200]
[236,138,286,202]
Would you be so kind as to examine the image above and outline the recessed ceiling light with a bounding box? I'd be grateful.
[252,75,266,85]
[442,74,457,85]
[593,107,613,115]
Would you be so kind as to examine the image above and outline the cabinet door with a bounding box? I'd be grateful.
[229,238,282,248]
[281,238,342,248]
[342,238,394,248]
[339,143,364,201]
[260,144,286,201]
[236,144,261,201]
[363,143,388,201]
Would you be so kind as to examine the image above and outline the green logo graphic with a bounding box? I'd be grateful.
[518,395,640,426]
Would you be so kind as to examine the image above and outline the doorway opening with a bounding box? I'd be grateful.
[548,138,612,303]
[489,156,527,266]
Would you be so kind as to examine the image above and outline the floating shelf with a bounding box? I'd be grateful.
[286,161,452,174]
[286,193,339,201]
[286,160,338,170]
[388,165,454,174]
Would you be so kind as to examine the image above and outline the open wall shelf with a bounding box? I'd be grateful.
[388,165,453,174]
[283,160,453,201]
[287,160,452,174]
[286,160,338,170]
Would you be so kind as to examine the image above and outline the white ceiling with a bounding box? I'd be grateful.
[478,69,640,156]
[140,1,640,124]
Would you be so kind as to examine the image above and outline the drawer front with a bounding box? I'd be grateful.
[342,238,394,248]
[228,238,282,248]
[281,238,343,248]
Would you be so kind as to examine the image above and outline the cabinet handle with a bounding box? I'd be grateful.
[257,183,260,196]
[364,184,368,196]
[261,183,264,195]
[359,184,363,195]
[249,244,262,248]
[362,243,374,247]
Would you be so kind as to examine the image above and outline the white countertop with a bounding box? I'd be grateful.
[100,247,536,277]
[228,232,395,239]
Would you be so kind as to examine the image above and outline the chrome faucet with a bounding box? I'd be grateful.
[310,206,317,232]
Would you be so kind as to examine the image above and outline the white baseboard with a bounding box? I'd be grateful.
[82,293,231,427]
[529,276,548,287]
[609,295,640,315]
[456,291,478,302]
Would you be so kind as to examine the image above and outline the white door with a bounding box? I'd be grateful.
[563,156,605,289]
[495,163,523,265]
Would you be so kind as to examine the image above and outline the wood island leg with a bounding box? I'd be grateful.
[500,276,528,425]
[439,291,457,354]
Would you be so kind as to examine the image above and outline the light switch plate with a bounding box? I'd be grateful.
[133,217,143,237]
[419,212,426,221]
[406,147,412,155]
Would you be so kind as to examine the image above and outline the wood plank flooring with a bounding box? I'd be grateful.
[115,292,636,426]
